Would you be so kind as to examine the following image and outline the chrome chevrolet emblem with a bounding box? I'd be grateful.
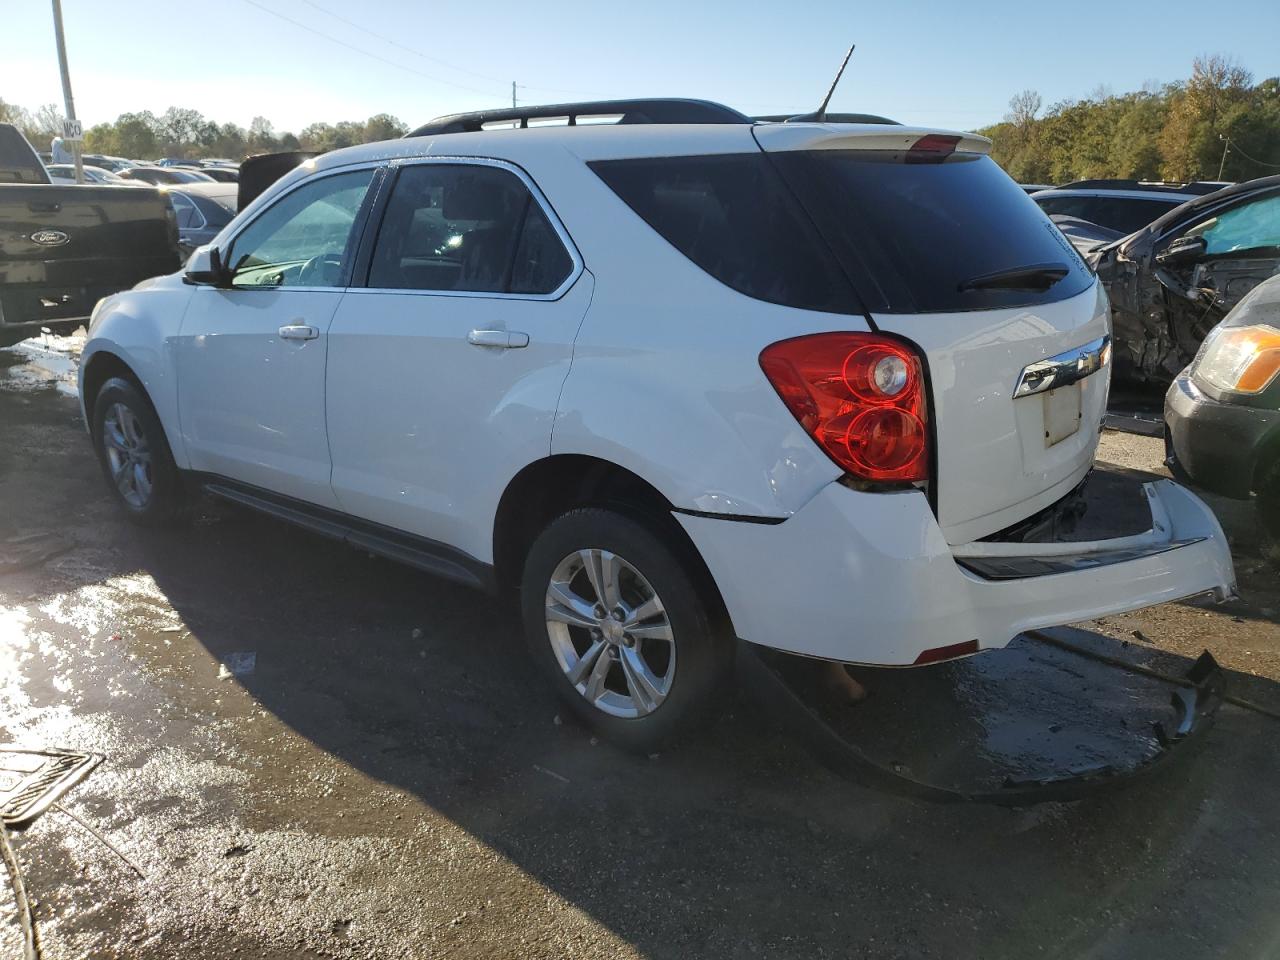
[1014,335,1111,398]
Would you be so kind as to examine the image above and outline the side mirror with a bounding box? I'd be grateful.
[184,245,228,286]
[1155,234,1207,267]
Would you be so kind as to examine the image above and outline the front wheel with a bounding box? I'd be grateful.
[520,507,734,751]
[91,377,190,526]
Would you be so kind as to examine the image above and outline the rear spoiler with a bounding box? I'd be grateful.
[237,151,317,211]
[753,123,992,156]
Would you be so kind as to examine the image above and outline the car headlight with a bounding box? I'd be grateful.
[1192,323,1280,394]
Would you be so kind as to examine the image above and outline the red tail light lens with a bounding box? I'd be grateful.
[760,333,929,483]
[913,639,979,665]
[907,134,961,163]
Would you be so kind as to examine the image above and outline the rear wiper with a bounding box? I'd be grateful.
[958,262,1070,293]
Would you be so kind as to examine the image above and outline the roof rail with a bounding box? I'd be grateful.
[406,98,751,137]
[754,113,900,125]
[1058,178,1230,196]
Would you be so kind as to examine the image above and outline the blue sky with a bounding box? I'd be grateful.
[3,0,1278,134]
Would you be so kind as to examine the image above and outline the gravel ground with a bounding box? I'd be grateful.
[1,335,1278,959]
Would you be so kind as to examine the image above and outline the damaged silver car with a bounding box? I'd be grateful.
[1092,175,1280,383]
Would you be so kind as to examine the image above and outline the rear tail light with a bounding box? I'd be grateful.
[907,134,960,163]
[913,639,979,665]
[760,333,929,484]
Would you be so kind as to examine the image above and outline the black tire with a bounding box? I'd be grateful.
[520,507,734,751]
[91,376,190,526]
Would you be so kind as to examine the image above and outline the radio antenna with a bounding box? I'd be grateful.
[813,44,855,122]
[785,44,856,123]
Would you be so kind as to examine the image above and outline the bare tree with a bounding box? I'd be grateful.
[1006,90,1042,130]
[1187,54,1252,131]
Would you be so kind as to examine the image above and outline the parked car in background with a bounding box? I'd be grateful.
[236,150,314,210]
[82,154,137,173]
[46,163,147,187]
[118,165,216,185]
[166,182,237,256]
[1033,180,1228,236]
[1166,272,1280,544]
[78,99,1234,749]
[1048,214,1125,257]
[196,166,239,183]
[0,122,180,348]
[1093,175,1280,382]
[1019,183,1054,194]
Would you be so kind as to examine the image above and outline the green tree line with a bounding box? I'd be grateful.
[5,54,1277,176]
[0,99,408,160]
[979,55,1280,184]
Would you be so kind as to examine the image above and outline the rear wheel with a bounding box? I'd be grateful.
[91,377,189,526]
[520,507,733,751]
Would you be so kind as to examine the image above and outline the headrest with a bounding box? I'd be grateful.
[443,174,509,221]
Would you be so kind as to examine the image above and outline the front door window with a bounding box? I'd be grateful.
[227,168,374,288]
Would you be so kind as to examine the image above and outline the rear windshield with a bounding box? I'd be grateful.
[0,124,47,184]
[589,154,862,314]
[770,151,1094,313]
[1034,194,1177,234]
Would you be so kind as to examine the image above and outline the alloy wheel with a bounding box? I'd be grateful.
[544,548,676,719]
[102,402,153,508]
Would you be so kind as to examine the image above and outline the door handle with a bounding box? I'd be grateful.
[468,329,529,349]
[278,323,319,341]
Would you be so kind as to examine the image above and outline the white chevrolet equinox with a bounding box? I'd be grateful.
[79,99,1235,749]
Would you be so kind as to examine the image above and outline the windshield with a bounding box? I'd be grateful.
[1183,192,1280,255]
[771,150,1094,313]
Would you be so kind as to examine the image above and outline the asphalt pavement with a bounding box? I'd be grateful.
[2,334,1279,959]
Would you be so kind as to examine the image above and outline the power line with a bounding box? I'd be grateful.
[296,0,597,99]
[237,0,506,99]
[1228,139,1280,170]
[297,0,509,87]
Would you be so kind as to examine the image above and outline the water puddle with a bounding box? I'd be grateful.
[0,331,84,399]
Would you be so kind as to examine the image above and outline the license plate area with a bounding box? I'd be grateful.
[1043,385,1082,447]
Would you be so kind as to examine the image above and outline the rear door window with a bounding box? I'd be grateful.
[770,151,1094,313]
[367,163,574,295]
[169,192,204,229]
[590,154,861,314]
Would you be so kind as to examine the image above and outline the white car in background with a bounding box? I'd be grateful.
[78,99,1235,749]
[45,163,149,186]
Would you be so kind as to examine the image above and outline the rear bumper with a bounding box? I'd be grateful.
[676,479,1236,665]
[1164,373,1278,499]
[0,284,112,349]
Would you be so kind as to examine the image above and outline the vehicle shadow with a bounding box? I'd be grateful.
[6,382,1280,959]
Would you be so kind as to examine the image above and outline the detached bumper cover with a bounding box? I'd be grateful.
[676,478,1235,665]
[739,631,1224,805]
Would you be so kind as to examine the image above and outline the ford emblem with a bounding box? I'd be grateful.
[31,229,70,246]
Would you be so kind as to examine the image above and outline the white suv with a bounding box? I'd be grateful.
[79,99,1235,749]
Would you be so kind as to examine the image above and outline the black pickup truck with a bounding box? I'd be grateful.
[0,123,180,349]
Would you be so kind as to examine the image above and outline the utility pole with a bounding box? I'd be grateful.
[1218,135,1231,180]
[512,81,517,109]
[51,0,84,183]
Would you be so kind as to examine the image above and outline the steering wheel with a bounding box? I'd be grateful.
[298,252,342,286]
